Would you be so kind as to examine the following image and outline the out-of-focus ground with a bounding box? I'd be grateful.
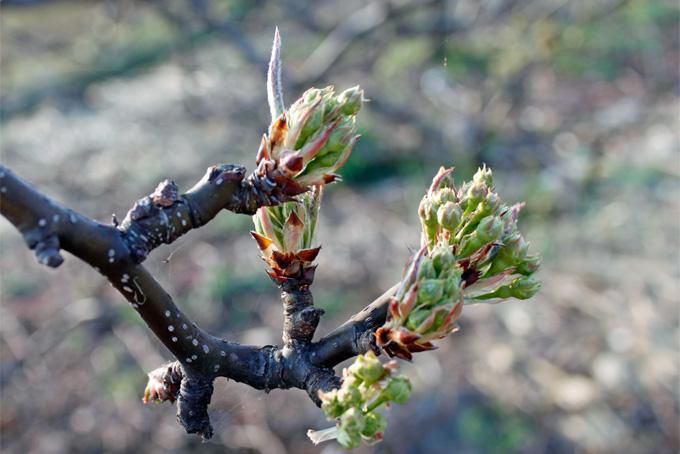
[0,1,678,453]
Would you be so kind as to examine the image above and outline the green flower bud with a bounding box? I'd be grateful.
[382,376,412,405]
[265,84,362,187]
[505,233,529,257]
[433,188,457,207]
[484,233,531,276]
[437,202,462,232]
[337,408,364,449]
[457,232,485,258]
[431,246,455,275]
[465,179,487,205]
[476,216,503,244]
[361,411,386,439]
[338,85,365,116]
[348,352,385,385]
[509,276,541,299]
[416,256,437,280]
[295,107,324,149]
[474,276,541,300]
[405,307,432,331]
[417,279,445,306]
[320,389,347,419]
[485,191,501,212]
[307,116,354,159]
[338,384,363,408]
[443,273,462,299]
[516,254,541,275]
[473,164,494,188]
[418,198,438,228]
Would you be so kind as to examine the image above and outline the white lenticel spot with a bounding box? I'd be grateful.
[191,355,197,360]
[215,178,223,185]
[182,324,188,330]
[53,215,59,222]
[168,325,175,332]
[123,286,133,293]
[202,345,209,354]
[181,220,187,226]
[220,351,226,357]
[186,358,192,363]
[172,337,178,342]
[108,249,115,257]
[165,310,171,317]
[192,339,199,346]
[38,219,47,227]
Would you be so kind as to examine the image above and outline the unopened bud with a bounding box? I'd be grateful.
[434,188,457,207]
[509,276,541,299]
[473,164,493,188]
[338,85,365,116]
[348,352,385,385]
[466,179,487,204]
[324,116,356,155]
[416,256,437,280]
[337,408,364,450]
[320,389,346,419]
[338,385,362,408]
[431,246,455,274]
[418,198,438,229]
[516,254,541,275]
[361,412,386,439]
[485,191,501,211]
[382,376,412,405]
[437,202,462,231]
[417,279,445,306]
[476,216,503,243]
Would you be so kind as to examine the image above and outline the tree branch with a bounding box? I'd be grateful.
[310,283,399,368]
[0,164,347,439]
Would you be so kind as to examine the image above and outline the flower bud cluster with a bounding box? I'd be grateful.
[251,187,322,285]
[378,166,541,359]
[376,245,464,360]
[256,85,364,191]
[310,352,411,449]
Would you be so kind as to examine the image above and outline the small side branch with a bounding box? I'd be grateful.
[311,283,399,368]
[119,164,305,262]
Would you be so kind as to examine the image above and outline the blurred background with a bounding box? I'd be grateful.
[0,0,678,453]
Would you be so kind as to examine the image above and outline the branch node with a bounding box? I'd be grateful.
[150,179,179,207]
[280,281,322,345]
[24,227,64,268]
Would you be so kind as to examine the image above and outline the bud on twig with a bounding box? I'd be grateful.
[252,187,323,285]
[309,352,411,449]
[377,165,542,359]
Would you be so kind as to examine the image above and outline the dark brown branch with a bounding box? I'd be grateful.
[310,283,399,368]
[119,164,301,262]
[0,164,345,439]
